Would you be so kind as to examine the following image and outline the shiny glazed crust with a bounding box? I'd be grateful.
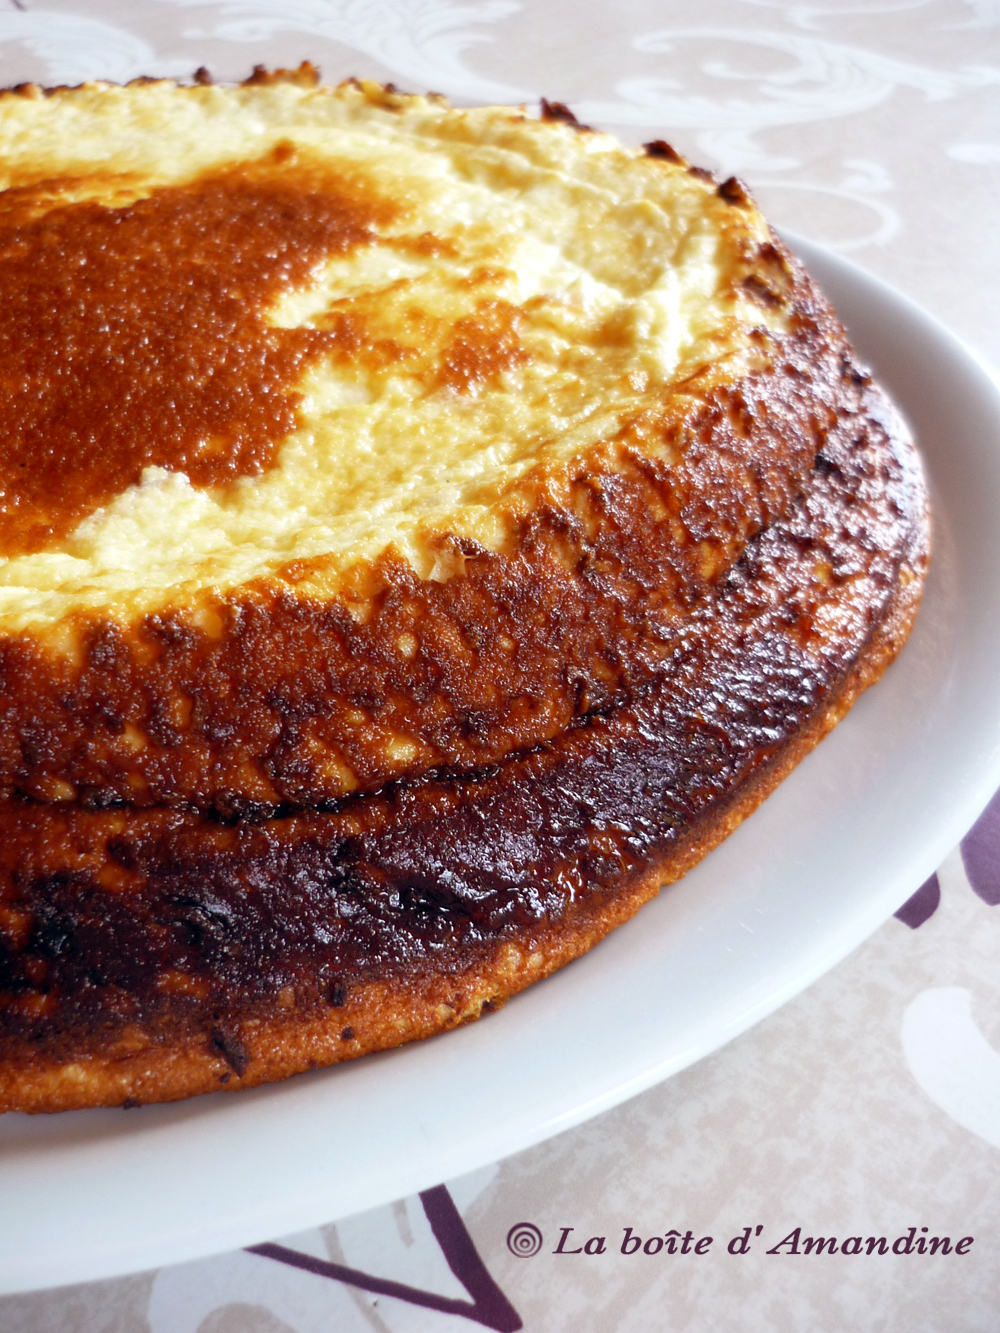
[0,371,929,1112]
[0,71,864,814]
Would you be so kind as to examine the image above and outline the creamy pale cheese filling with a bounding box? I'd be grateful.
[0,79,788,639]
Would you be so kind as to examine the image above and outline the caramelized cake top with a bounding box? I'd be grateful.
[0,72,791,632]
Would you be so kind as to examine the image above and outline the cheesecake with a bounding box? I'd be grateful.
[0,67,928,1110]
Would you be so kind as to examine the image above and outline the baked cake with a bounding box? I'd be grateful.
[0,66,928,1112]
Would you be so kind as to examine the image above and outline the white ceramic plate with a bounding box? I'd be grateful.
[2,236,1000,1296]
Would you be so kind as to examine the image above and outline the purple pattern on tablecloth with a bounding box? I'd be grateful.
[249,1186,521,1331]
[960,786,1000,906]
[894,874,941,928]
[894,785,1000,930]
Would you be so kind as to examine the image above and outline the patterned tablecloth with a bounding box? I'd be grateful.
[1,2,999,1329]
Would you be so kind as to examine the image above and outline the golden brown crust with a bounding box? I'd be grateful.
[0,374,929,1111]
[0,567,921,1114]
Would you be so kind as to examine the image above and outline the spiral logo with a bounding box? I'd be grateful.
[506,1222,543,1258]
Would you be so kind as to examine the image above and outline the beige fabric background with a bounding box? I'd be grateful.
[0,1,997,1328]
